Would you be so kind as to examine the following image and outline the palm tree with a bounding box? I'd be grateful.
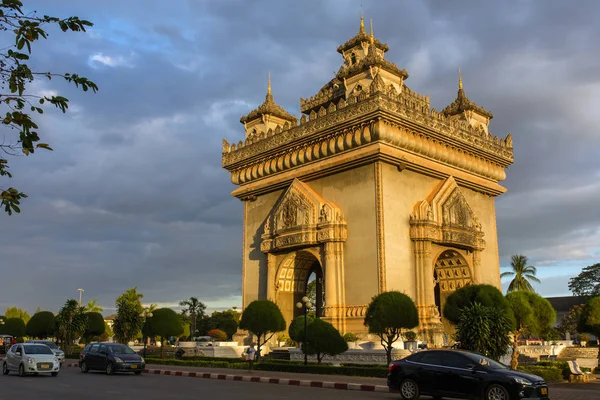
[179,297,206,341]
[501,254,541,293]
[85,299,103,313]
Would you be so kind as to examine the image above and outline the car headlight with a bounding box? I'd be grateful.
[114,357,124,363]
[512,376,532,386]
[27,358,35,364]
[140,357,145,364]
[54,357,59,363]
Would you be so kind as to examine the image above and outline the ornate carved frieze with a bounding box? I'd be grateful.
[323,304,368,318]
[410,177,485,251]
[261,179,347,253]
[222,85,513,173]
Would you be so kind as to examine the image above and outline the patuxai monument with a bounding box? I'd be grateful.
[222,18,514,345]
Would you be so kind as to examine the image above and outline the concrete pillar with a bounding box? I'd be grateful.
[266,253,277,301]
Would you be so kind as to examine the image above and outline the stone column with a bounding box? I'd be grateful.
[323,241,346,333]
[266,253,277,302]
[414,240,443,347]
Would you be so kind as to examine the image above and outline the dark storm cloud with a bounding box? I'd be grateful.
[1,0,599,313]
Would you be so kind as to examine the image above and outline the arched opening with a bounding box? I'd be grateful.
[305,268,324,319]
[350,52,357,65]
[433,250,472,332]
[275,251,324,327]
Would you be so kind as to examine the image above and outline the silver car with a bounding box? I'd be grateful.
[25,340,65,365]
[2,343,60,376]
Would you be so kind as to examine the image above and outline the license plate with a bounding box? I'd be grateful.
[39,364,51,370]
[130,365,137,369]
[540,388,548,395]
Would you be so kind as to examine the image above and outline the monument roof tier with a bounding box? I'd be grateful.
[222,19,514,198]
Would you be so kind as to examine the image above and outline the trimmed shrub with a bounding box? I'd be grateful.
[26,311,55,339]
[535,360,570,380]
[343,333,358,342]
[208,329,227,341]
[517,366,563,382]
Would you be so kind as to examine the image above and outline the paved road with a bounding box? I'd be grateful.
[1,365,598,400]
[0,367,399,400]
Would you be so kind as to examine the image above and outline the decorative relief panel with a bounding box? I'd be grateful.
[410,176,485,251]
[261,179,347,253]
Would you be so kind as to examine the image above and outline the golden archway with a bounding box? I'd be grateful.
[434,250,472,332]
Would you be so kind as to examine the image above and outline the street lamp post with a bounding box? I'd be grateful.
[296,296,312,366]
[77,288,84,305]
[140,310,153,359]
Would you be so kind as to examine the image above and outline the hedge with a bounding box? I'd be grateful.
[534,361,570,380]
[517,366,563,382]
[143,357,389,377]
[252,362,389,377]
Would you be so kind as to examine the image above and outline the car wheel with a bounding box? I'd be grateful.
[485,384,509,400]
[18,364,25,377]
[399,378,420,400]
[2,362,9,375]
[106,362,115,375]
[134,371,142,375]
[80,361,89,373]
[51,372,58,377]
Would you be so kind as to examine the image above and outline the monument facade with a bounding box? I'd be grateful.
[222,18,514,342]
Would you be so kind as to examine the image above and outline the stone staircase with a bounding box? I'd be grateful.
[517,353,538,366]
[558,347,598,360]
[263,349,291,361]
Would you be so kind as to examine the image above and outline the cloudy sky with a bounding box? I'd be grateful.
[1,0,599,315]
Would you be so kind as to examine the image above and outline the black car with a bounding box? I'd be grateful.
[387,349,549,400]
[79,342,145,375]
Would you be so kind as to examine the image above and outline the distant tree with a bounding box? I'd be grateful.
[179,297,206,340]
[83,312,105,343]
[289,314,315,344]
[84,299,103,313]
[148,308,183,357]
[3,317,26,339]
[364,291,419,365]
[569,263,600,297]
[443,284,513,325]
[455,302,512,361]
[556,304,585,339]
[0,0,98,214]
[34,307,41,314]
[99,322,113,342]
[208,329,228,342]
[207,310,238,340]
[501,255,541,293]
[578,296,600,359]
[239,300,286,360]
[179,316,190,341]
[506,292,556,368]
[25,311,55,338]
[304,319,348,363]
[4,307,31,324]
[54,299,87,355]
[113,287,144,344]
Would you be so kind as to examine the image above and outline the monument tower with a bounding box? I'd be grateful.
[222,17,514,342]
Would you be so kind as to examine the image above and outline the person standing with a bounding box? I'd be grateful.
[245,342,257,372]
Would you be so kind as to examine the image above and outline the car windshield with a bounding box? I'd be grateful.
[466,353,508,370]
[24,345,53,355]
[107,345,135,355]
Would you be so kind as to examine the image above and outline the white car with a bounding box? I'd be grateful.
[25,340,65,365]
[2,343,60,377]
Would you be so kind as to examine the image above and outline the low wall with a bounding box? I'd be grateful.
[288,348,411,365]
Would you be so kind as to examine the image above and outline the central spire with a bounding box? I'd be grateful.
[458,68,463,90]
[359,13,365,34]
[267,71,272,95]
